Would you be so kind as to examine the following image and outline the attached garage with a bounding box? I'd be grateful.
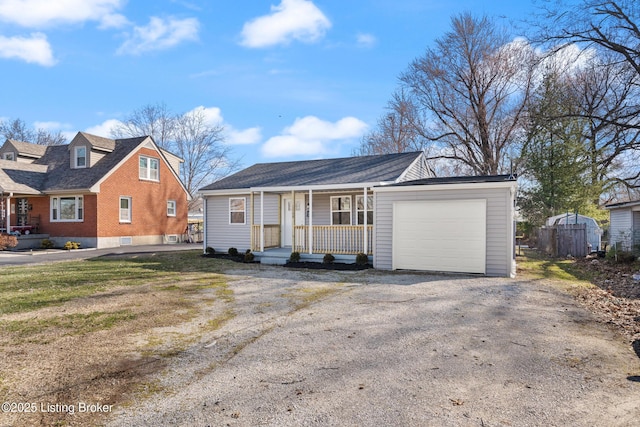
[374,175,517,277]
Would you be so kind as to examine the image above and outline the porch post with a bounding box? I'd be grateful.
[260,191,265,252]
[250,192,254,251]
[291,190,295,252]
[308,189,313,254]
[363,187,368,255]
[6,195,11,233]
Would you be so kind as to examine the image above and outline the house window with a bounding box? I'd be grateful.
[167,200,176,217]
[331,196,352,225]
[356,195,373,225]
[2,152,15,161]
[74,146,87,168]
[51,196,83,222]
[229,198,246,224]
[120,197,132,223]
[139,156,159,181]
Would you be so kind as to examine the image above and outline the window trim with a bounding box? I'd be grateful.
[119,196,132,223]
[229,197,246,225]
[139,155,160,181]
[356,195,374,225]
[2,152,15,161]
[167,200,176,217]
[74,146,87,168]
[330,195,352,225]
[50,195,84,222]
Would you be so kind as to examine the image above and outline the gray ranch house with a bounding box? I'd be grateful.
[198,152,517,277]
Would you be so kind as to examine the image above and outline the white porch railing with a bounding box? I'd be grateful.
[251,225,281,251]
[293,225,373,255]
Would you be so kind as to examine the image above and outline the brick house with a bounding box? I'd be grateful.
[0,132,190,249]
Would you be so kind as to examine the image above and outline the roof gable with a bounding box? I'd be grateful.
[199,151,425,191]
[70,132,116,153]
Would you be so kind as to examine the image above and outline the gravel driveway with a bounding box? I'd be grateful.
[109,267,640,426]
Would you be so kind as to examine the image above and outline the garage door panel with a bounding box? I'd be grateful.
[393,199,486,274]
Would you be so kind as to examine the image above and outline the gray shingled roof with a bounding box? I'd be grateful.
[0,136,149,194]
[386,174,516,187]
[0,160,47,194]
[35,137,148,191]
[7,139,48,158]
[199,151,423,191]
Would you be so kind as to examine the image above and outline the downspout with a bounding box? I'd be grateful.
[308,189,313,254]
[202,196,207,254]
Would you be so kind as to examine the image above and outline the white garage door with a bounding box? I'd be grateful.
[392,199,486,273]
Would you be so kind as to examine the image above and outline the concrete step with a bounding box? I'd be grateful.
[258,256,288,265]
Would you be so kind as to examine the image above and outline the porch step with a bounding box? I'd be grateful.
[258,256,289,266]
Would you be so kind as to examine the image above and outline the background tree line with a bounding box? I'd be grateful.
[355,0,640,227]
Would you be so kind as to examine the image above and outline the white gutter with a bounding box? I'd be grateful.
[374,180,516,193]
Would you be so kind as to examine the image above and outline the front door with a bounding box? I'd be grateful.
[282,195,304,247]
[17,198,28,226]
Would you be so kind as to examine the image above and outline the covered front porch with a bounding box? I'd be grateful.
[247,186,374,257]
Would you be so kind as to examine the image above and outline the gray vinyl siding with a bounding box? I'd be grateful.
[399,156,430,182]
[609,208,633,250]
[205,194,279,252]
[373,186,514,276]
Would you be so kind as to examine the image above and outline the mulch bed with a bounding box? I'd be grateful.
[202,253,371,270]
[284,261,372,271]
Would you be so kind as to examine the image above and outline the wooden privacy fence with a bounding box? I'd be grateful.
[538,224,588,258]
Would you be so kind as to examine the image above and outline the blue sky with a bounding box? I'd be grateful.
[1,0,536,168]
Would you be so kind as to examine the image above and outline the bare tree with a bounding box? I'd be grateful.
[353,89,425,156]
[172,108,239,210]
[533,0,640,128]
[399,13,536,175]
[0,118,66,145]
[113,103,240,209]
[111,102,176,149]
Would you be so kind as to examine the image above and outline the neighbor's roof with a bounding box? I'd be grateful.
[5,139,48,158]
[605,199,640,209]
[199,151,423,191]
[0,159,48,194]
[384,174,516,187]
[0,135,152,194]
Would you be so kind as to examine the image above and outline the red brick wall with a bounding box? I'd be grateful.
[96,147,188,237]
[29,195,97,237]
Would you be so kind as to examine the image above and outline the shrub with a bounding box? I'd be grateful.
[41,239,55,249]
[0,234,18,251]
[355,252,369,265]
[206,246,215,255]
[289,251,301,263]
[244,251,255,262]
[63,241,81,250]
[228,247,239,256]
[606,248,637,263]
[323,253,335,264]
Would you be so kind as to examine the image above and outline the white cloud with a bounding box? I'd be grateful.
[240,0,331,48]
[356,32,376,48]
[228,127,262,145]
[84,119,123,138]
[262,116,368,157]
[185,106,262,145]
[34,120,72,131]
[0,33,54,66]
[117,16,199,55]
[0,0,123,28]
[98,13,129,29]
